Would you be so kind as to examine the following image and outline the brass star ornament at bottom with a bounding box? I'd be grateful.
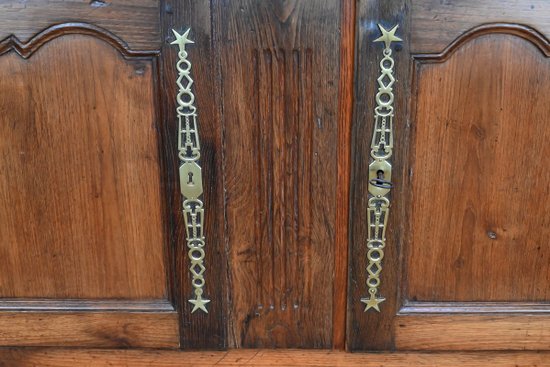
[361,294,386,312]
[189,297,210,313]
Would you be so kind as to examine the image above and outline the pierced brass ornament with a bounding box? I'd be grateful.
[172,28,209,314]
[361,24,401,313]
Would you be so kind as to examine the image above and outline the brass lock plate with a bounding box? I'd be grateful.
[368,159,392,197]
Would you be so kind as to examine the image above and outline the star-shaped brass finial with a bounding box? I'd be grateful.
[373,24,402,50]
[361,294,385,312]
[189,297,210,313]
[171,28,194,51]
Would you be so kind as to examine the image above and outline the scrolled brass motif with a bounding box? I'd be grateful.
[172,28,210,314]
[361,24,402,312]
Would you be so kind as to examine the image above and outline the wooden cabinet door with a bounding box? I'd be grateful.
[348,0,550,351]
[0,1,226,349]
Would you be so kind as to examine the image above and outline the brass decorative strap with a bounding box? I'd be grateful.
[172,28,210,314]
[361,24,402,312]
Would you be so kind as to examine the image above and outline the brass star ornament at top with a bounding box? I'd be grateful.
[373,24,402,49]
[171,28,194,51]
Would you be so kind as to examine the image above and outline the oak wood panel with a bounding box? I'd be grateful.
[347,0,411,351]
[159,0,227,349]
[0,349,548,367]
[333,0,356,350]
[0,0,160,50]
[411,0,550,53]
[0,312,179,348]
[217,0,340,348]
[407,34,550,302]
[395,315,550,350]
[0,35,168,299]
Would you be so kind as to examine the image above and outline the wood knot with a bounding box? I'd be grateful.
[89,0,109,8]
[270,0,297,23]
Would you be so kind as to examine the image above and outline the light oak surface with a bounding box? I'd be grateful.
[0,349,548,366]
[0,30,180,348]
[408,34,550,302]
[0,35,167,299]
[395,315,550,350]
[0,312,179,348]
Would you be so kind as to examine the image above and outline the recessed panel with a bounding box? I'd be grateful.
[0,35,167,299]
[407,34,550,302]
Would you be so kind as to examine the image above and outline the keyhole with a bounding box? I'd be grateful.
[187,172,194,185]
[377,170,385,180]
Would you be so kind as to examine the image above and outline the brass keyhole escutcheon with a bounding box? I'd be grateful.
[368,159,392,197]
[179,161,203,200]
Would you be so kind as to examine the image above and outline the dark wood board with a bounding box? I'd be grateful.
[347,0,411,351]
[214,0,341,348]
[333,0,357,350]
[158,0,227,349]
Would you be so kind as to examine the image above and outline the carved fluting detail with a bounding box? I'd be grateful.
[252,48,313,311]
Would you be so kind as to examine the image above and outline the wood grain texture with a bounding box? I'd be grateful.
[411,0,550,53]
[333,0,356,351]
[407,34,550,302]
[0,349,548,366]
[0,35,168,299]
[0,0,160,50]
[159,0,227,349]
[216,0,340,348]
[0,312,179,348]
[395,315,550,350]
[347,0,411,351]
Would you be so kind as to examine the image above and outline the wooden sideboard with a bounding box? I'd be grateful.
[0,0,548,359]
